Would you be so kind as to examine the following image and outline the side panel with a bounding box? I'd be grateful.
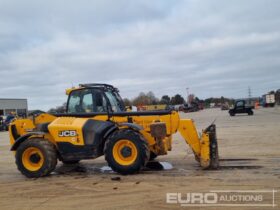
[48,117,116,160]
[82,119,115,146]
[48,117,88,146]
[56,143,100,161]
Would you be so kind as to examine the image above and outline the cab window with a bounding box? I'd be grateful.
[105,91,122,112]
[67,89,108,113]
[82,92,93,113]
[93,91,108,112]
[236,101,244,107]
[68,91,81,113]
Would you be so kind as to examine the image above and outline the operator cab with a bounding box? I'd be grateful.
[235,100,245,111]
[66,84,125,114]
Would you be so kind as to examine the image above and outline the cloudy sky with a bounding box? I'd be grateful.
[0,0,280,110]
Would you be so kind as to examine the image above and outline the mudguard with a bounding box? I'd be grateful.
[10,131,46,151]
[118,123,143,131]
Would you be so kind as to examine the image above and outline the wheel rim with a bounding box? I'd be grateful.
[112,139,138,166]
[22,147,44,171]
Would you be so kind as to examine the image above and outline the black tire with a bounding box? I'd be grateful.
[16,138,57,178]
[62,160,80,164]
[104,129,150,175]
[149,152,158,161]
[229,111,235,116]
[248,110,254,115]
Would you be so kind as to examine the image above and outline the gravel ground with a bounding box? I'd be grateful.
[0,107,279,210]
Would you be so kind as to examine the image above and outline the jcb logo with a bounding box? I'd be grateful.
[58,130,77,137]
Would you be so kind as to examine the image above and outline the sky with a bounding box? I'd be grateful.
[0,0,280,110]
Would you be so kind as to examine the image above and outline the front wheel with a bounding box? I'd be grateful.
[104,129,150,175]
[16,138,57,178]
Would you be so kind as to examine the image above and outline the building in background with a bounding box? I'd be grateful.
[0,98,28,116]
[276,89,280,105]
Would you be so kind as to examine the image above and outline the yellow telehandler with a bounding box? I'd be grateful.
[9,84,219,178]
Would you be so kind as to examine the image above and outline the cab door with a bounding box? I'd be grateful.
[67,88,108,114]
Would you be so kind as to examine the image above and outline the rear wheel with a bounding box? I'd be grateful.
[16,138,57,178]
[104,129,149,175]
[248,110,254,115]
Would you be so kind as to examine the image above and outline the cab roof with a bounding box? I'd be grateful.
[66,83,119,95]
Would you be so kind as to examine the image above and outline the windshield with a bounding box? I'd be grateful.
[114,92,125,110]
[105,91,124,112]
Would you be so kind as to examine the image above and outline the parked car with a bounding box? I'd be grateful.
[1,114,16,131]
[0,116,5,131]
[180,102,200,113]
[229,100,254,116]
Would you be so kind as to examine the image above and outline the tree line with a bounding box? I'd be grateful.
[123,91,186,106]
[47,91,235,113]
[124,91,234,107]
